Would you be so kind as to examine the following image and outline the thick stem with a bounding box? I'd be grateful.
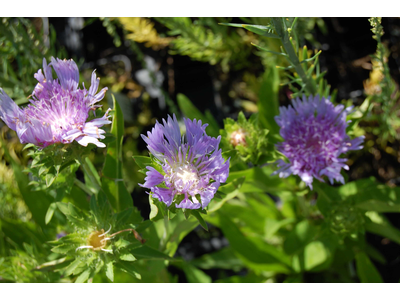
[272,17,317,96]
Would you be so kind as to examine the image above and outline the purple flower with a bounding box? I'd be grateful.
[140,115,230,210]
[0,57,111,148]
[273,95,364,189]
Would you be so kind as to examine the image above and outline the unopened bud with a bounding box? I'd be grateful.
[230,128,247,147]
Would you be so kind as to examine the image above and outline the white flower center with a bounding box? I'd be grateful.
[173,163,199,191]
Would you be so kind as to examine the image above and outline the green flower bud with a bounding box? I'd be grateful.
[221,111,269,165]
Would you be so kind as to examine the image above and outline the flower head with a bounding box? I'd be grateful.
[140,115,230,210]
[273,95,364,189]
[0,57,111,148]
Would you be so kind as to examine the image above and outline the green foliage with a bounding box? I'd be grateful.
[25,143,81,190]
[363,17,400,143]
[48,199,152,282]
[355,252,383,283]
[222,17,333,99]
[2,16,400,284]
[102,96,140,215]
[156,17,253,72]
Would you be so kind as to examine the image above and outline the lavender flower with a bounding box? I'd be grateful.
[140,115,230,210]
[0,57,111,148]
[273,95,364,189]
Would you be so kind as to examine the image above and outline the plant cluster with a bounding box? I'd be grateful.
[1,17,399,284]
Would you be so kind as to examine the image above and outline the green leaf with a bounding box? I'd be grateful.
[90,191,113,226]
[83,157,101,187]
[35,257,72,273]
[0,217,47,251]
[174,261,211,283]
[116,261,141,280]
[208,177,245,213]
[120,253,137,262]
[365,244,386,264]
[218,177,245,194]
[177,93,219,137]
[159,213,199,256]
[242,24,279,39]
[51,243,76,254]
[89,195,101,222]
[68,203,84,219]
[64,185,90,211]
[218,22,246,28]
[66,214,89,229]
[190,210,208,231]
[264,218,296,239]
[54,233,84,245]
[129,245,174,261]
[0,137,53,228]
[106,261,114,282]
[101,95,136,214]
[149,195,166,222]
[283,220,318,255]
[115,238,132,250]
[191,247,244,270]
[355,252,383,283]
[258,67,280,135]
[217,212,291,273]
[132,155,152,169]
[56,202,70,216]
[228,166,293,194]
[304,241,329,270]
[45,172,55,187]
[356,200,400,212]
[64,259,84,277]
[45,203,57,224]
[113,208,135,227]
[365,221,400,245]
[75,268,91,283]
[251,43,287,56]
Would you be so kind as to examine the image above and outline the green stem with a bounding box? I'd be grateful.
[272,17,317,96]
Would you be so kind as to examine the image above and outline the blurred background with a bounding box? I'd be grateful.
[2,17,400,282]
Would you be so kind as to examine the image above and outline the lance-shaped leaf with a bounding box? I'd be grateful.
[217,211,292,273]
[355,252,383,283]
[258,67,280,136]
[177,93,219,137]
[101,96,141,224]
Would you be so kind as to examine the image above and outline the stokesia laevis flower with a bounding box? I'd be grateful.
[0,57,111,148]
[273,95,364,189]
[140,115,230,210]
